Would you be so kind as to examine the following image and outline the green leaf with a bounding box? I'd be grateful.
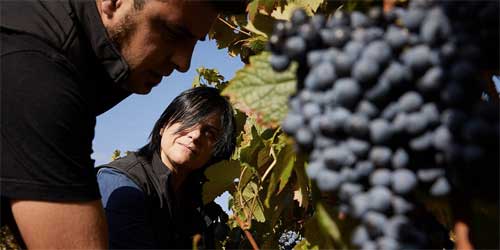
[271,0,325,20]
[316,203,344,247]
[239,125,265,166]
[202,160,241,204]
[294,153,309,209]
[222,52,297,128]
[242,182,266,223]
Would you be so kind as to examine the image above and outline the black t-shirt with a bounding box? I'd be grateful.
[1,32,100,201]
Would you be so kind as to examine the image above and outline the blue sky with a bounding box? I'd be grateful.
[92,39,243,210]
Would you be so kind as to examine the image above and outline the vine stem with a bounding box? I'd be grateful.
[233,214,260,250]
[217,16,252,37]
[260,147,277,183]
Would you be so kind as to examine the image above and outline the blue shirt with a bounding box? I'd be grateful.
[97,167,156,249]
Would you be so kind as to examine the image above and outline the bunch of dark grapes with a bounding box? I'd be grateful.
[270,0,499,249]
[278,230,303,250]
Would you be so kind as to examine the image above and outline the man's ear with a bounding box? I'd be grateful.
[100,0,123,18]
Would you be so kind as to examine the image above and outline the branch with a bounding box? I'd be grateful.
[217,16,252,37]
[233,215,260,250]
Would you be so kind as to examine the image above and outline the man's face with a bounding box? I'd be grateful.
[159,112,221,172]
[102,0,218,94]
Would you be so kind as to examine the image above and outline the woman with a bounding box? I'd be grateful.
[96,87,236,249]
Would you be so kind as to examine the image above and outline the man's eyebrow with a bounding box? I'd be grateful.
[161,19,206,41]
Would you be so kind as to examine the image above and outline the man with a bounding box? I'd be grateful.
[0,0,245,248]
[97,87,236,248]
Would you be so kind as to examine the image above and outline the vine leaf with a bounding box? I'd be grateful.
[271,0,324,20]
[222,52,297,128]
[304,202,347,250]
[202,159,241,204]
[294,154,309,209]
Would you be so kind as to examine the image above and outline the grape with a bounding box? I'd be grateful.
[362,40,392,66]
[361,241,377,250]
[384,215,409,239]
[385,25,409,50]
[307,49,326,67]
[282,112,304,134]
[295,127,314,148]
[285,36,307,58]
[270,54,291,72]
[363,211,388,236]
[351,11,371,28]
[316,169,342,191]
[417,168,444,183]
[369,119,394,145]
[354,161,375,178]
[417,66,444,93]
[402,8,426,31]
[398,91,424,113]
[352,226,370,247]
[381,102,399,121]
[352,58,380,84]
[273,4,499,249]
[409,132,434,151]
[351,193,370,218]
[421,103,440,126]
[302,102,322,120]
[369,146,393,168]
[391,148,409,169]
[319,107,350,135]
[368,186,393,212]
[370,168,392,187]
[305,61,336,90]
[344,40,364,59]
[345,138,370,158]
[327,10,350,28]
[405,113,428,135]
[339,182,363,201]
[420,7,451,45]
[391,196,414,215]
[356,101,380,119]
[381,62,412,88]
[279,230,303,250]
[324,146,356,169]
[430,177,451,196]
[334,52,356,77]
[392,169,417,195]
[333,78,361,108]
[320,27,350,47]
[377,236,400,250]
[401,45,433,73]
[291,8,308,26]
[305,160,325,179]
[345,114,370,139]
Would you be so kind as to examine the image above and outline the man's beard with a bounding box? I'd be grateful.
[106,12,137,90]
[107,12,137,52]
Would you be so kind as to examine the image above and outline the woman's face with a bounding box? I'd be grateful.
[159,112,221,172]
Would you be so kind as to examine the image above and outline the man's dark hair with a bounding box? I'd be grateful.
[137,87,236,166]
[133,0,248,15]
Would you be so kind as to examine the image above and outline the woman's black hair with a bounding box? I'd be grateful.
[137,87,236,167]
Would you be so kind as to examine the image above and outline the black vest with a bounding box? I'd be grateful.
[0,0,131,115]
[99,152,209,248]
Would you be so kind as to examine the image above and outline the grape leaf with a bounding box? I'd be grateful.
[271,0,324,20]
[294,154,309,209]
[202,159,242,204]
[222,52,297,128]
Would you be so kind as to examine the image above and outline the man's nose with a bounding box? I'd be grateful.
[172,40,197,73]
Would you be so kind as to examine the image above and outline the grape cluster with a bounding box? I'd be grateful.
[278,230,303,250]
[271,1,499,249]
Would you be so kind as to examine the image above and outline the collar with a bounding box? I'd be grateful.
[70,0,129,83]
